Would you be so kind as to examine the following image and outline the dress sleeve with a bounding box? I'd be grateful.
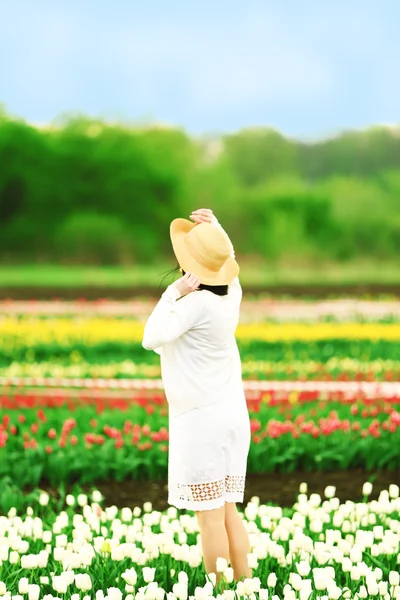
[142,284,204,351]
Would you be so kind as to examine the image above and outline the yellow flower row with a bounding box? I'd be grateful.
[0,316,400,346]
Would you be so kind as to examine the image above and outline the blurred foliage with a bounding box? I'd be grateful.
[0,108,399,264]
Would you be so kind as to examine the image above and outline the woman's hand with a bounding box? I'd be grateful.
[190,208,215,225]
[174,272,201,296]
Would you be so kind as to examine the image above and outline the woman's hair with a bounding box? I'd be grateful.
[159,265,228,296]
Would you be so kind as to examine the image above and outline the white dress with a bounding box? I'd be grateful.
[143,275,251,512]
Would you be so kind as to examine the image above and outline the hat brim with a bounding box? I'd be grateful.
[170,218,240,286]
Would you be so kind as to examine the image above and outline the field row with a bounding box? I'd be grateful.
[1,393,400,487]
[1,356,400,382]
[2,298,400,321]
[0,486,400,598]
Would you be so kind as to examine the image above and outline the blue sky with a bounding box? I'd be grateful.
[0,0,399,138]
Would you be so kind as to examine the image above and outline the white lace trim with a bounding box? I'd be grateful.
[170,475,246,505]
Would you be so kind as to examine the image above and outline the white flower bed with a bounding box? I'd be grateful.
[0,484,400,600]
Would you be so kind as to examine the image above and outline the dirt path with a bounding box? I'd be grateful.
[37,469,400,510]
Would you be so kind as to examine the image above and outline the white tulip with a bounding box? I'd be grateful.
[96,591,105,600]
[143,567,156,583]
[9,551,19,564]
[27,584,40,600]
[122,568,137,586]
[367,581,379,596]
[258,590,269,600]
[55,534,68,548]
[0,582,6,596]
[77,494,88,507]
[52,575,69,594]
[358,585,368,598]
[324,486,336,499]
[349,547,362,563]
[289,573,302,591]
[66,494,75,506]
[18,578,29,594]
[92,490,103,503]
[121,507,132,523]
[296,560,311,576]
[224,567,234,583]
[155,587,165,600]
[379,581,388,596]
[107,588,123,600]
[247,553,258,569]
[299,482,308,494]
[194,586,208,600]
[208,573,216,587]
[75,574,92,591]
[40,577,49,585]
[222,591,236,600]
[390,571,400,586]
[216,557,228,573]
[236,581,245,597]
[267,573,277,588]
[39,492,50,506]
[299,588,312,600]
[371,544,380,556]
[143,502,153,513]
[172,583,187,600]
[362,482,373,496]
[309,494,321,508]
[341,557,352,572]
[178,573,188,587]
[42,531,52,544]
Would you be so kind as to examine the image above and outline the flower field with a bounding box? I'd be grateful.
[1,485,400,599]
[1,315,400,384]
[1,391,400,489]
[2,298,400,596]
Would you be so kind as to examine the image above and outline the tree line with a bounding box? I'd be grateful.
[1,108,399,264]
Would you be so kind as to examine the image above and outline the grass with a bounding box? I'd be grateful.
[0,261,399,288]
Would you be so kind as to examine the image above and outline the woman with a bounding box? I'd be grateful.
[142,208,251,580]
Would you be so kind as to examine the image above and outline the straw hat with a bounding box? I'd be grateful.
[170,218,239,285]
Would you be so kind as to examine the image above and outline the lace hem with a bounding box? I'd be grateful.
[169,475,246,511]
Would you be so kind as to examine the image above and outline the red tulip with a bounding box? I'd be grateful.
[250,419,261,433]
[48,428,57,439]
[70,435,78,445]
[37,410,46,422]
[45,445,53,454]
[31,423,39,434]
